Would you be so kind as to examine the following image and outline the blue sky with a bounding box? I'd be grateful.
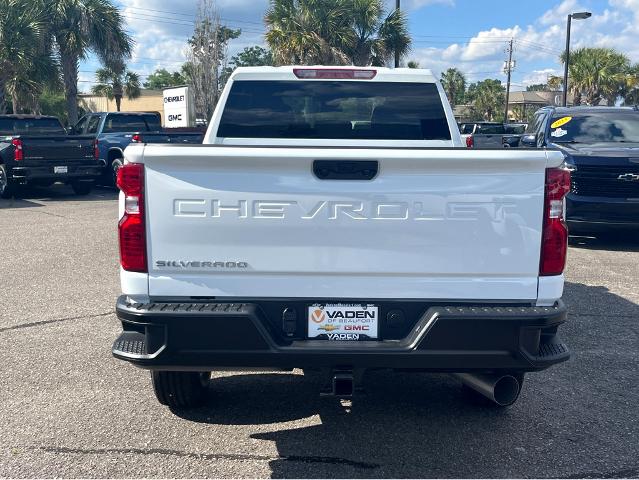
[79,0,639,93]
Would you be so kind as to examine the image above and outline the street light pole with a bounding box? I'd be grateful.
[562,15,572,107]
[394,0,400,68]
[562,11,591,107]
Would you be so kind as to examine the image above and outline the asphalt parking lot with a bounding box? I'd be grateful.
[1,184,638,479]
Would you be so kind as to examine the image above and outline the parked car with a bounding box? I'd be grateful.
[522,106,639,234]
[502,123,528,148]
[71,112,203,186]
[0,115,99,198]
[459,122,507,148]
[112,66,570,410]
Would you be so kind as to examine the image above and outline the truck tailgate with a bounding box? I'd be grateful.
[136,145,562,300]
[22,136,94,162]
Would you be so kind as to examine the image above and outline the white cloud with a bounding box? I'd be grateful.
[410,0,639,90]
[461,27,521,61]
[521,68,561,87]
[539,0,583,26]
[116,0,268,78]
[79,0,639,94]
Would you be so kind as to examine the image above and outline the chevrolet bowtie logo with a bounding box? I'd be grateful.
[617,173,639,182]
[318,324,340,332]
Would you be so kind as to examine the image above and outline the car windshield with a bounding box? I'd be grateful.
[548,112,639,144]
[218,80,452,140]
[0,117,65,135]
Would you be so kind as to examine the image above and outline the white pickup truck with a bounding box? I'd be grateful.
[112,66,570,409]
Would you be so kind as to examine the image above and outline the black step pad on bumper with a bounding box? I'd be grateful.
[113,297,569,372]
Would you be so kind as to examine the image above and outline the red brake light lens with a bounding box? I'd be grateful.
[117,162,144,196]
[466,135,474,148]
[131,134,142,143]
[12,138,23,161]
[119,214,146,272]
[93,139,100,160]
[293,68,377,79]
[540,167,571,276]
[117,163,146,272]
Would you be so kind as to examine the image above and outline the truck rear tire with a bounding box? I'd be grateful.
[151,371,210,408]
[0,165,14,199]
[71,181,93,195]
[111,159,123,187]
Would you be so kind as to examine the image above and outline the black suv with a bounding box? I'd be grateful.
[522,106,639,234]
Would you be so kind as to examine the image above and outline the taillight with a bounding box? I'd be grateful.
[131,134,142,143]
[465,135,474,148]
[12,138,23,161]
[93,139,100,160]
[117,163,146,272]
[540,167,571,276]
[293,68,376,79]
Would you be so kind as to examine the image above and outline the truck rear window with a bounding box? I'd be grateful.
[0,117,65,135]
[476,124,505,134]
[218,81,451,140]
[102,114,161,133]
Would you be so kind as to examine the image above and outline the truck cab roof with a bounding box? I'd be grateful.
[0,114,60,120]
[229,66,437,83]
[538,106,639,115]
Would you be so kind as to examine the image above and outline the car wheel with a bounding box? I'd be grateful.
[71,181,93,195]
[151,371,211,409]
[0,165,14,199]
[111,159,123,187]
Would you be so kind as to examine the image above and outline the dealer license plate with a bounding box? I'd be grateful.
[54,166,68,174]
[308,304,379,341]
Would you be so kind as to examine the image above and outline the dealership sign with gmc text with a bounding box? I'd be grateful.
[163,86,191,128]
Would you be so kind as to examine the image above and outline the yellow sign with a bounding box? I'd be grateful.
[551,116,572,129]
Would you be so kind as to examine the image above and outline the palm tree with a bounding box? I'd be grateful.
[466,79,504,121]
[91,64,141,111]
[265,0,352,65]
[349,0,410,66]
[560,47,630,105]
[440,68,466,108]
[47,0,133,124]
[265,0,411,66]
[6,49,60,114]
[622,64,639,106]
[0,0,53,113]
[547,75,563,91]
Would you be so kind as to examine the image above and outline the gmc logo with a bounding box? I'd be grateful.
[168,114,182,122]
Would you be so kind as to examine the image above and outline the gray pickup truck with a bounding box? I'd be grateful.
[460,122,507,148]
